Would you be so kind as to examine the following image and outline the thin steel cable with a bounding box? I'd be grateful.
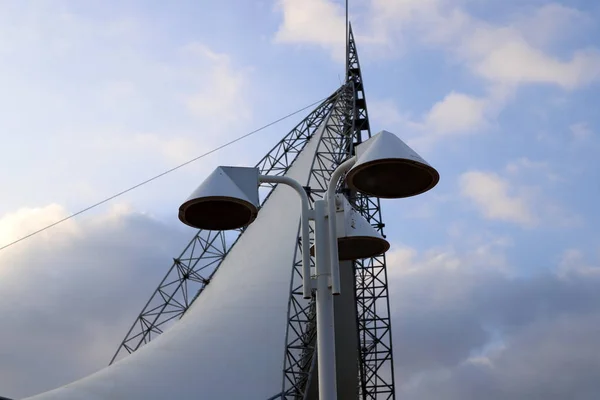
[0,97,327,253]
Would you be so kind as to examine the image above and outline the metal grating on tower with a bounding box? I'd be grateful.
[278,24,395,399]
[347,24,396,399]
[280,81,356,399]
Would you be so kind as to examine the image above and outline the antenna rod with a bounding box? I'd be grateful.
[345,0,349,81]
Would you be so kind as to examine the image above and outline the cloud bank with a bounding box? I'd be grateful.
[2,205,599,400]
[0,205,188,398]
[387,243,600,399]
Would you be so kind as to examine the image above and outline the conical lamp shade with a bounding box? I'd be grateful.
[310,195,390,260]
[179,166,260,230]
[335,195,390,260]
[346,130,439,198]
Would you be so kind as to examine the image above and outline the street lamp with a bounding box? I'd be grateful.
[326,130,439,295]
[177,130,438,400]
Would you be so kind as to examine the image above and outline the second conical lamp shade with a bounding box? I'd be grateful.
[179,166,260,230]
[346,130,439,198]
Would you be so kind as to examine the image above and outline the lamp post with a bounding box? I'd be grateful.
[313,198,336,399]
[177,130,439,400]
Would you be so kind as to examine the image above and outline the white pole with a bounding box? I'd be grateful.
[260,173,340,397]
[258,175,312,299]
[326,156,356,295]
[314,199,337,400]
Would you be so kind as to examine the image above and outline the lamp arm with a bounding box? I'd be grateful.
[326,156,357,295]
[259,175,312,299]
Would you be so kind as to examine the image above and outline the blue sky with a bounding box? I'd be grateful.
[1,0,600,398]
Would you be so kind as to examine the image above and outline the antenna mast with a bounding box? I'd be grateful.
[345,0,349,81]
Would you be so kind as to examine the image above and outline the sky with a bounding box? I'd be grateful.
[0,0,599,398]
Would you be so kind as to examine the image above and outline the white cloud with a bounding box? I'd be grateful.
[367,98,409,127]
[369,0,469,46]
[459,171,536,226]
[0,204,79,249]
[273,0,346,61]
[470,41,600,89]
[274,0,456,60]
[459,166,581,228]
[505,157,563,182]
[405,1,600,90]
[374,84,513,147]
[570,122,593,140]
[512,3,591,49]
[181,43,252,126]
[387,233,511,279]
[423,91,488,135]
[440,3,600,89]
[557,248,600,278]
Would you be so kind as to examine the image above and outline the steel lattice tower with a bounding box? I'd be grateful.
[111,25,395,399]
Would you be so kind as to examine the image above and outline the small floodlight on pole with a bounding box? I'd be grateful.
[334,194,390,261]
[309,195,389,261]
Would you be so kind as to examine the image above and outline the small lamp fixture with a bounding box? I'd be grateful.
[334,195,390,260]
[311,195,389,260]
[346,130,440,198]
[178,166,260,230]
